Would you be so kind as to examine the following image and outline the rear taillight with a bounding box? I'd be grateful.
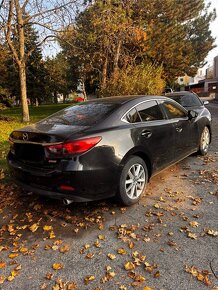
[45,136,102,156]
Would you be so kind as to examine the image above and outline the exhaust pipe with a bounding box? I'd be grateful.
[63,198,74,205]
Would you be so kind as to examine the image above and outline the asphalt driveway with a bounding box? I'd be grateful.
[0,103,217,290]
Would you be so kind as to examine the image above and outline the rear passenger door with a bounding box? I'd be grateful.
[132,100,176,172]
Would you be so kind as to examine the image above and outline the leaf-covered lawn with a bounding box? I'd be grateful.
[0,104,70,180]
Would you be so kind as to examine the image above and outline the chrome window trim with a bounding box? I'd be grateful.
[121,99,165,124]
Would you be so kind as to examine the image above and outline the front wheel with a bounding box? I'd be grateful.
[198,126,210,155]
[117,156,148,206]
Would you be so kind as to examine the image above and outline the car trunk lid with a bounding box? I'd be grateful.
[9,123,89,165]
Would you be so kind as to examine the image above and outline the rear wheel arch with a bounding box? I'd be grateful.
[119,149,152,180]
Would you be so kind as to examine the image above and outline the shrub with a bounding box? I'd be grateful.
[99,63,165,97]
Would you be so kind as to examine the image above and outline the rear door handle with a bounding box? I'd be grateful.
[141,130,152,138]
[176,127,183,133]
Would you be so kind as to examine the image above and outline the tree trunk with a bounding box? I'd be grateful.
[18,63,29,122]
[101,55,108,90]
[81,79,87,101]
[16,0,30,122]
[54,91,58,103]
[112,39,122,79]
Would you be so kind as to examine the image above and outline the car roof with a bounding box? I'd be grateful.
[86,95,168,105]
[166,91,195,96]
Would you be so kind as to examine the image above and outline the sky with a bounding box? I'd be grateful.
[204,0,218,68]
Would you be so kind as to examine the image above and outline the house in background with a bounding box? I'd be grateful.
[177,55,218,99]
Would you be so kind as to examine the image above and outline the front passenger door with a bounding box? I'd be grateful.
[133,100,176,172]
[160,100,195,160]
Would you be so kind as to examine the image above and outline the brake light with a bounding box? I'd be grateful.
[45,136,102,156]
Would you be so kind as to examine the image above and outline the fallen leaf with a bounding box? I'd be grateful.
[20,247,28,254]
[107,253,116,260]
[8,253,19,259]
[128,241,135,249]
[46,272,53,280]
[43,225,53,231]
[134,274,145,282]
[124,261,135,271]
[29,223,39,232]
[86,253,95,259]
[117,248,127,255]
[0,276,6,284]
[119,286,127,290]
[7,270,19,281]
[59,244,70,253]
[187,232,197,240]
[84,275,95,285]
[0,262,6,269]
[189,221,199,228]
[49,231,56,239]
[98,235,105,240]
[52,263,63,270]
[206,229,218,236]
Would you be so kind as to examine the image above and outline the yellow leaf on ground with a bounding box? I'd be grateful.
[107,253,116,260]
[8,253,19,259]
[84,275,95,284]
[187,232,197,240]
[124,261,135,271]
[117,248,127,255]
[98,235,105,240]
[49,231,56,239]
[29,223,39,232]
[43,225,53,231]
[20,247,28,253]
[52,263,63,270]
[206,229,218,236]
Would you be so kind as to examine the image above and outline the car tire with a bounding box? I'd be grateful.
[117,156,148,206]
[198,126,210,156]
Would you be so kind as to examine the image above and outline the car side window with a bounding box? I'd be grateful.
[136,101,164,122]
[162,101,187,119]
[125,108,141,123]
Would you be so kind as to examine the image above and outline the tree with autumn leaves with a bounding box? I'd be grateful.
[60,0,216,95]
[0,0,216,120]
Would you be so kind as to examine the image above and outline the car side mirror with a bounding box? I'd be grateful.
[188,110,198,120]
[203,101,209,105]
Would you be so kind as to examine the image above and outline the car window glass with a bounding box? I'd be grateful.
[136,101,164,122]
[39,103,120,126]
[169,94,202,107]
[162,101,186,119]
[125,108,141,123]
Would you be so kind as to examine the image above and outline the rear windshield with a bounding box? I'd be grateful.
[38,102,119,126]
[169,94,202,107]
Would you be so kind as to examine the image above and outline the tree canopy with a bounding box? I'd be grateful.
[60,0,216,93]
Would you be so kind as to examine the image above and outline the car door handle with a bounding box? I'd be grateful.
[176,127,183,133]
[141,130,152,138]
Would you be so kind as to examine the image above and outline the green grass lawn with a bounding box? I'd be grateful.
[0,103,70,181]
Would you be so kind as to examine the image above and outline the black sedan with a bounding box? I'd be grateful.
[7,95,212,205]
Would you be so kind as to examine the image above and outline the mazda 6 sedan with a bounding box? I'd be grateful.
[7,95,212,205]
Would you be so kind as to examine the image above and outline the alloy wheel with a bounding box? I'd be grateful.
[125,163,146,199]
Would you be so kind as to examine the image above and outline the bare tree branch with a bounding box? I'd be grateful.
[21,0,29,12]
[25,0,78,23]
[0,0,4,11]
[5,0,21,65]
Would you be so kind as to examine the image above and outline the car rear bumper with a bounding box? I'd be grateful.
[7,155,118,202]
[12,179,113,202]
